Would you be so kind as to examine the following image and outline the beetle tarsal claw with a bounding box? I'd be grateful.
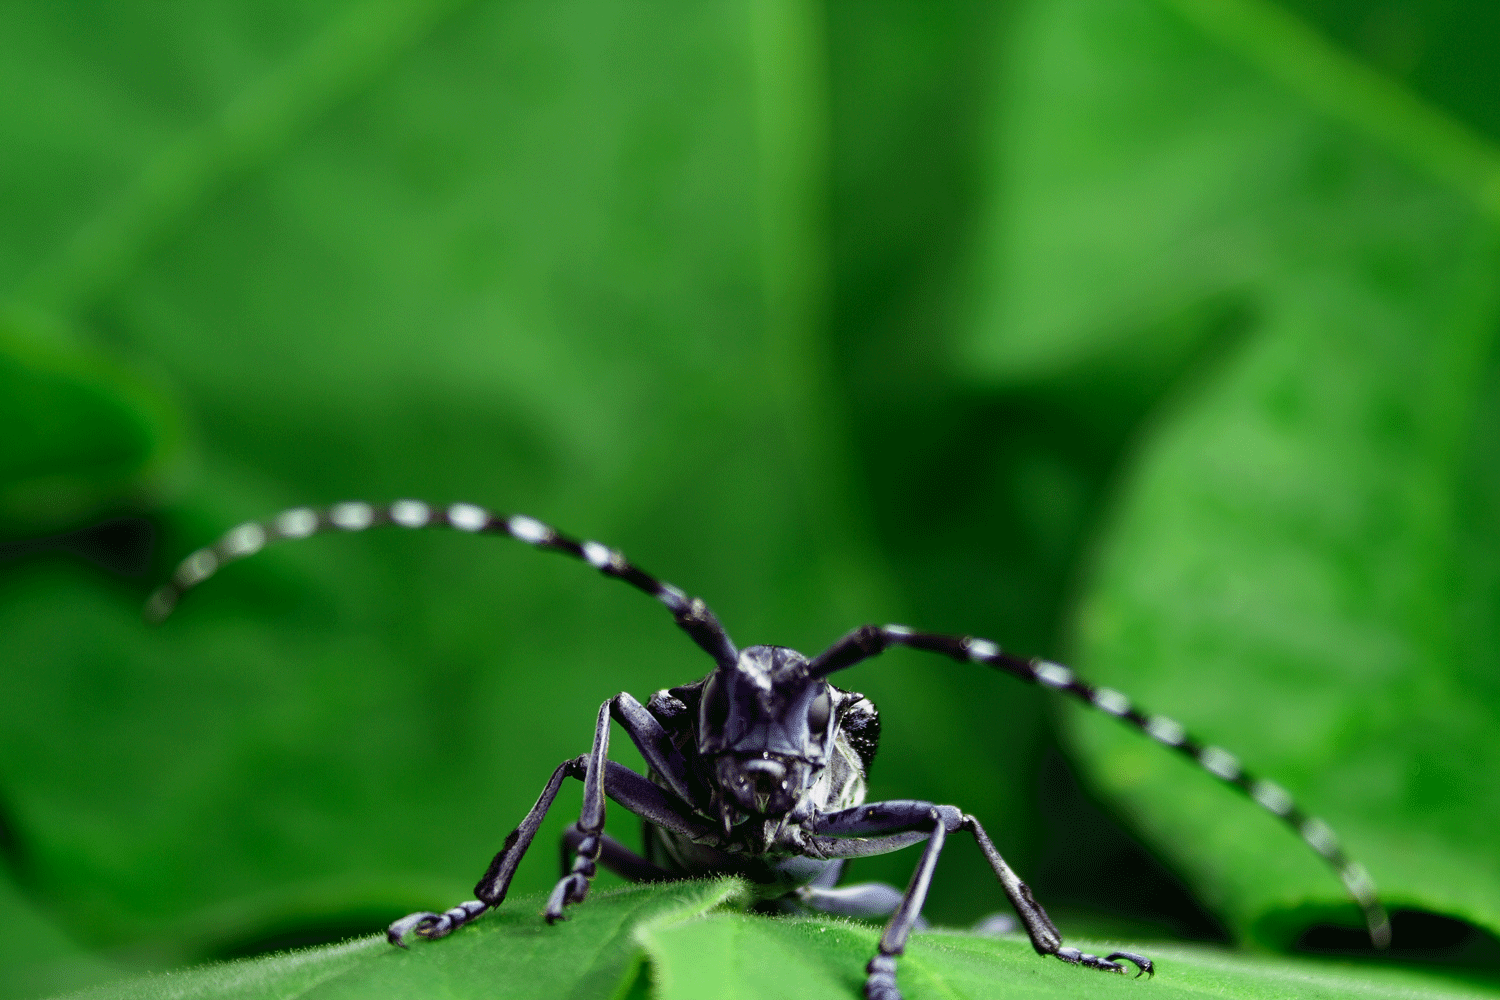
[387,900,487,945]
[1106,951,1154,977]
[544,873,591,923]
[386,911,439,947]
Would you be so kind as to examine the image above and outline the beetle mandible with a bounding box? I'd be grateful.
[149,499,1391,1000]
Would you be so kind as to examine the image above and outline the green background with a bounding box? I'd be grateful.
[2,0,1499,996]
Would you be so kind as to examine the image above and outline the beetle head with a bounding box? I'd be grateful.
[697,645,833,817]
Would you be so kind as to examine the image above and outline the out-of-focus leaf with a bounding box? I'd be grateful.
[55,881,1500,1000]
[960,0,1500,944]
[0,315,183,537]
[820,4,1176,924]
[0,867,119,1000]
[1276,0,1500,146]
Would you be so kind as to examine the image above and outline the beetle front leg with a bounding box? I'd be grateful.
[812,801,1152,998]
[809,801,961,1000]
[864,811,946,1000]
[388,754,587,946]
[962,814,1152,977]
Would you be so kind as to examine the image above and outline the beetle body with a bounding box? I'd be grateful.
[638,657,876,896]
[149,499,1391,1000]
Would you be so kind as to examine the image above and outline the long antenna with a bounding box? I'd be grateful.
[146,500,738,667]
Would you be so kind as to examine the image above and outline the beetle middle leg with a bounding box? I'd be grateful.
[812,800,1152,1000]
[787,863,921,922]
[796,881,912,920]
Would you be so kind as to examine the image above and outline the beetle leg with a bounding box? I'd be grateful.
[811,801,1153,997]
[792,861,928,925]
[388,745,710,947]
[796,882,913,921]
[387,754,587,946]
[867,810,945,1000]
[610,691,697,808]
[963,814,1152,977]
[806,802,958,1000]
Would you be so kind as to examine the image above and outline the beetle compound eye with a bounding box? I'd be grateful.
[700,672,730,738]
[806,687,831,735]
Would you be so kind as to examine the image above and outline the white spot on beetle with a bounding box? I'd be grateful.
[175,549,218,587]
[1145,716,1185,746]
[582,541,612,568]
[275,508,317,538]
[1198,746,1240,780]
[1035,661,1073,688]
[883,624,913,637]
[144,587,176,622]
[967,639,999,661]
[506,514,549,542]
[390,499,430,528]
[221,523,265,558]
[1093,688,1129,716]
[1341,863,1378,906]
[448,504,489,532]
[1301,818,1339,857]
[330,501,374,531]
[1251,779,1293,816]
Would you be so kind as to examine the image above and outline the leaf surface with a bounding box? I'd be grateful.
[0,315,182,536]
[56,882,1500,1000]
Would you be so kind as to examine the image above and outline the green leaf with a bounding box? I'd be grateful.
[0,313,183,536]
[959,0,1500,943]
[54,882,1500,1000]
[0,867,118,1000]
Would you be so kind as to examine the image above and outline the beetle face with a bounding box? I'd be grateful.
[697,645,834,816]
[713,751,812,816]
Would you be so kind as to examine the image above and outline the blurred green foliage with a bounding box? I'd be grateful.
[2,0,1498,997]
